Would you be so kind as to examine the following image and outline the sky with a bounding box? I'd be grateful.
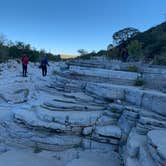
[0,0,166,55]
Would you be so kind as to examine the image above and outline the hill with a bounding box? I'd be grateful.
[60,54,76,59]
[79,22,166,65]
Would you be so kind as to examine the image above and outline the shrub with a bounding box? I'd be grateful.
[107,47,121,59]
[127,40,143,61]
[33,143,42,153]
[127,65,139,72]
[111,107,118,113]
[134,77,144,86]
[153,54,166,66]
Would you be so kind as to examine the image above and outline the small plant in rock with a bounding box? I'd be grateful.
[127,65,139,72]
[52,70,58,75]
[33,143,42,153]
[134,77,144,86]
[111,107,118,113]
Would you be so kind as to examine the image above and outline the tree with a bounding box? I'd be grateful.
[113,27,140,45]
[107,44,113,51]
[0,34,7,46]
[77,49,88,56]
[127,40,143,61]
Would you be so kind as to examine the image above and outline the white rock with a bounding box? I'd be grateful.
[95,125,122,138]
[82,127,93,136]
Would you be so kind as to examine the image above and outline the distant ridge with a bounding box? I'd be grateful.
[60,54,77,59]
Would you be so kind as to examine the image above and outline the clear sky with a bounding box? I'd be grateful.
[0,0,165,55]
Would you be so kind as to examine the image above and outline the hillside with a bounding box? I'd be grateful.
[133,21,166,61]
[79,22,166,65]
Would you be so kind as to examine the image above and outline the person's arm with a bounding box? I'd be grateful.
[46,59,49,66]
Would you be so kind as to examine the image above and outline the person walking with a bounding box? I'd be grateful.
[21,55,29,77]
[40,56,49,77]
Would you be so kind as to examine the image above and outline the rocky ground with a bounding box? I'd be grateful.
[0,59,165,166]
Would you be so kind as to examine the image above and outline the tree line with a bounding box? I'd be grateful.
[0,34,61,63]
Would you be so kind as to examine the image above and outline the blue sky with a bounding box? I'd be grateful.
[0,0,166,55]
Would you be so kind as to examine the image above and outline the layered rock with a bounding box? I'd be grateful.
[0,59,165,166]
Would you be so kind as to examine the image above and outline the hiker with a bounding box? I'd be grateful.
[40,56,49,76]
[21,55,29,77]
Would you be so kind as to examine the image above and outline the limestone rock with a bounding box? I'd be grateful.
[95,125,122,139]
[147,130,166,166]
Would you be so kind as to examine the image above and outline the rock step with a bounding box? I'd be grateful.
[86,82,166,116]
[41,99,107,112]
[69,65,140,80]
[0,120,82,151]
[136,117,166,135]
[66,60,118,70]
[125,129,155,166]
[125,157,139,166]
[12,108,103,130]
[95,125,122,139]
[56,65,140,86]
[12,108,118,131]
[37,85,106,105]
[147,130,166,166]
[66,149,122,166]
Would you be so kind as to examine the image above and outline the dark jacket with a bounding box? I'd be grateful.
[41,58,48,66]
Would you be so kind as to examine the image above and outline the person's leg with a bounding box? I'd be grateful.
[23,64,25,77]
[25,65,27,77]
[45,66,47,76]
[22,64,24,76]
[42,66,44,76]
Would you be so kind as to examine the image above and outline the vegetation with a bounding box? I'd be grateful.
[111,107,118,113]
[78,22,166,66]
[127,65,139,72]
[33,143,42,153]
[134,77,144,86]
[127,40,143,61]
[0,34,61,63]
[113,27,140,45]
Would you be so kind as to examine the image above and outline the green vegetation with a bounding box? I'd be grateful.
[52,70,58,75]
[0,35,61,63]
[78,22,166,65]
[127,40,143,61]
[127,65,139,72]
[134,77,144,86]
[111,107,118,113]
[33,143,42,153]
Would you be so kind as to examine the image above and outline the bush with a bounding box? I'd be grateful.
[153,54,166,65]
[134,77,144,86]
[127,40,143,61]
[107,47,121,59]
[127,65,139,72]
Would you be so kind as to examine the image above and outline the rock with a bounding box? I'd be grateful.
[95,125,122,139]
[147,130,166,166]
[66,149,122,166]
[82,139,117,151]
[125,157,139,166]
[138,146,156,166]
[86,83,125,100]
[12,107,103,128]
[126,129,146,158]
[82,127,93,136]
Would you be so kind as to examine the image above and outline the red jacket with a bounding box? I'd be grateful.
[21,56,29,65]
